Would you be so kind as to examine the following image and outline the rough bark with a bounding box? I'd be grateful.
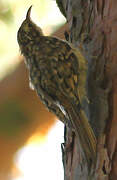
[56,0,117,179]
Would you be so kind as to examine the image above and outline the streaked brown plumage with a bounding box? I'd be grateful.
[17,6,96,163]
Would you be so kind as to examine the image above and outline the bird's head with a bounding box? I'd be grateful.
[17,6,43,46]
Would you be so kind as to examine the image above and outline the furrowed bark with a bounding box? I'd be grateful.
[57,0,117,179]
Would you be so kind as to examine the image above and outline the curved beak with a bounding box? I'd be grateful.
[26,5,32,20]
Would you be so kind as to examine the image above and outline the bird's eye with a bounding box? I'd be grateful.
[28,23,32,28]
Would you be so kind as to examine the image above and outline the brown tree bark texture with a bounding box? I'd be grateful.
[60,0,117,180]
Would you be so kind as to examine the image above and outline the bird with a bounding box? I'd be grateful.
[17,6,96,163]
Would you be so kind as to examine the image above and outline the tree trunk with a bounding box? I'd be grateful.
[56,0,117,179]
